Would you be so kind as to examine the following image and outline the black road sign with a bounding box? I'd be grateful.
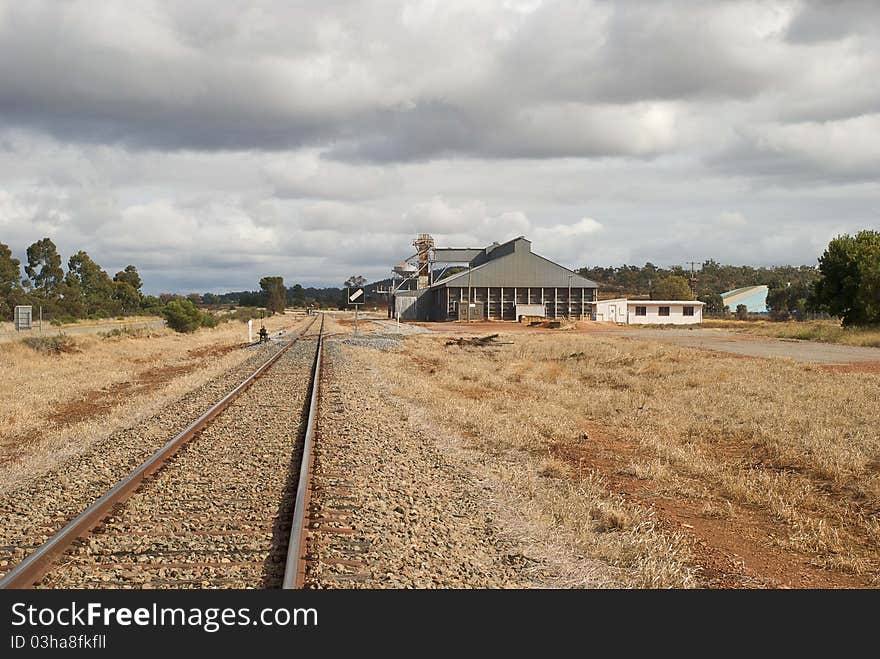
[347,287,364,305]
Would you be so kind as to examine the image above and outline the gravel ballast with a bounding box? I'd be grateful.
[305,341,537,588]
[35,336,318,589]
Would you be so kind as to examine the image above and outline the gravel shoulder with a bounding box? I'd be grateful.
[306,336,621,588]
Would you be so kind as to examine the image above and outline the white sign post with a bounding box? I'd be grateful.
[348,287,364,335]
[248,319,253,343]
[345,275,367,336]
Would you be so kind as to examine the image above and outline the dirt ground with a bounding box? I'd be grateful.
[378,318,880,588]
[602,328,880,364]
[414,320,880,365]
[7,311,877,589]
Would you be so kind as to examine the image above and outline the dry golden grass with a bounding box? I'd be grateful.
[376,331,880,587]
[0,313,302,488]
[0,316,164,334]
[700,318,880,347]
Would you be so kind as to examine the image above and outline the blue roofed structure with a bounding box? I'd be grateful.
[721,285,768,313]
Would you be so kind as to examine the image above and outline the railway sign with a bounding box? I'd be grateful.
[14,305,32,331]
[345,275,367,335]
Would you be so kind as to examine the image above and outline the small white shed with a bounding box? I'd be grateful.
[593,298,628,323]
[593,299,704,325]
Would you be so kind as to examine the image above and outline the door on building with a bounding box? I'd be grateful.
[609,306,616,322]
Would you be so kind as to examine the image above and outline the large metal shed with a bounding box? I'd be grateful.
[395,236,598,321]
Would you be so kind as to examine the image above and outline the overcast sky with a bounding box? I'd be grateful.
[1,1,878,293]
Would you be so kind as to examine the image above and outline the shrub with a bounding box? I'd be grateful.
[99,326,152,340]
[201,313,219,328]
[219,307,263,324]
[49,314,77,327]
[162,299,204,333]
[735,304,749,321]
[22,334,80,354]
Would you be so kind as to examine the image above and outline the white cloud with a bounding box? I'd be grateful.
[717,211,748,229]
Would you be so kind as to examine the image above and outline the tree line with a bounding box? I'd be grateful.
[200,284,364,311]
[1,237,156,322]
[577,230,879,324]
[7,231,874,329]
[578,261,817,300]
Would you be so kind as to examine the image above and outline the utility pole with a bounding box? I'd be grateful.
[685,260,700,294]
[467,266,472,323]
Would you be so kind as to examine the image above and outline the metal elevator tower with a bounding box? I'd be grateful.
[413,234,434,289]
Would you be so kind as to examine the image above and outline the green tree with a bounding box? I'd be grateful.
[767,281,812,321]
[141,295,164,314]
[65,251,117,317]
[735,304,749,321]
[113,265,143,292]
[260,276,286,314]
[812,230,880,326]
[24,238,64,300]
[113,265,143,312]
[113,281,141,313]
[653,275,694,300]
[697,292,725,314]
[0,242,23,319]
[162,299,204,333]
[288,283,306,308]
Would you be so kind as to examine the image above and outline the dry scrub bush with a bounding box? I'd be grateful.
[22,334,80,355]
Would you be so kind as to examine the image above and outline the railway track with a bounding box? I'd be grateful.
[0,314,325,589]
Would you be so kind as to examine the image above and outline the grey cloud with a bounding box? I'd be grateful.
[1,1,879,292]
[498,1,775,105]
[785,0,880,43]
[707,114,880,185]
[4,1,872,161]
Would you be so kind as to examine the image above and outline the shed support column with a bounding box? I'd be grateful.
[500,287,504,320]
[554,288,558,319]
[527,288,530,304]
[581,288,585,320]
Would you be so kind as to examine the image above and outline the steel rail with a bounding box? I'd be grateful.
[282,313,324,589]
[0,317,318,589]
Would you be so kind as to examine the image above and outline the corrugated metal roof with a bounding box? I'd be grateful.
[431,240,598,288]
[433,248,484,263]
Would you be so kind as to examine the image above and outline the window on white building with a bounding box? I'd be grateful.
[635,306,647,316]
[683,306,694,316]
[659,306,670,316]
